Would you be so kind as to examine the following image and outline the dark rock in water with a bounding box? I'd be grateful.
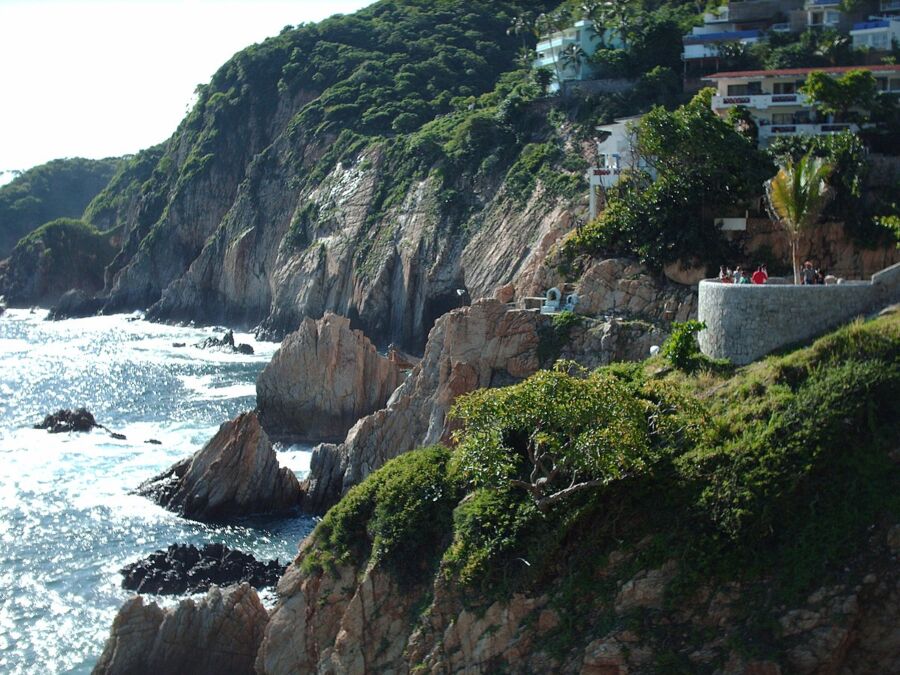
[136,411,300,522]
[34,408,99,433]
[47,289,105,320]
[145,439,162,445]
[195,329,254,354]
[171,342,186,348]
[120,543,285,595]
[110,432,127,441]
[0,305,5,318]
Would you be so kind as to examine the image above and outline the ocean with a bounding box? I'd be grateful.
[0,309,315,674]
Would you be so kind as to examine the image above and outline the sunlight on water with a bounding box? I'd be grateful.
[0,310,315,674]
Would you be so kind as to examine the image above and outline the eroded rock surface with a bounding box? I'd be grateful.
[256,312,402,442]
[93,583,268,675]
[137,411,299,521]
[121,543,285,595]
[575,258,698,322]
[300,299,544,513]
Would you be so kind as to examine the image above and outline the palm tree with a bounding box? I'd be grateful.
[561,43,588,81]
[765,152,833,284]
[535,10,570,92]
[594,0,636,48]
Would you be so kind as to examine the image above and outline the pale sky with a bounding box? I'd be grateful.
[0,0,375,183]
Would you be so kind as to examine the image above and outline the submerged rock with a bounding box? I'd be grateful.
[195,329,254,355]
[121,543,285,595]
[256,312,403,442]
[136,411,300,522]
[93,583,268,675]
[34,408,99,433]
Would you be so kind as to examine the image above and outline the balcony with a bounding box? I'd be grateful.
[712,92,809,110]
[882,0,900,11]
[758,122,858,142]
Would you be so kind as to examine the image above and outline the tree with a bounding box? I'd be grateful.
[450,365,653,512]
[560,43,588,81]
[800,70,879,123]
[593,0,637,48]
[765,152,833,284]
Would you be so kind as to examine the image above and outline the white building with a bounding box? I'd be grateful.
[804,0,844,29]
[704,64,900,146]
[587,116,648,219]
[851,16,900,50]
[534,19,621,92]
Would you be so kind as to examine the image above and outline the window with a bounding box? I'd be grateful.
[825,11,840,25]
[773,82,796,94]
[809,11,823,25]
[877,77,888,92]
[727,81,762,95]
[772,113,794,124]
[890,78,900,91]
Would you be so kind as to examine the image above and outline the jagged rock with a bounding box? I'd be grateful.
[34,408,99,433]
[195,329,254,354]
[47,288,105,320]
[300,299,545,513]
[136,411,300,521]
[93,583,268,675]
[256,312,403,442]
[560,317,668,368]
[120,543,285,595]
[575,258,697,323]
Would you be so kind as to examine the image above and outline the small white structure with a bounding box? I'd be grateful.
[587,116,649,220]
[541,287,562,314]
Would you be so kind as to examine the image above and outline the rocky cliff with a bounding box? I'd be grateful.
[300,287,682,514]
[93,584,268,675]
[256,312,403,442]
[137,411,299,521]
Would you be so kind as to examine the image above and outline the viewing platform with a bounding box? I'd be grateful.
[698,263,900,365]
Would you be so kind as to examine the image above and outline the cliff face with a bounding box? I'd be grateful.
[22,0,589,350]
[256,312,403,442]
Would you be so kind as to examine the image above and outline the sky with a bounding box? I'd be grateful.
[0,0,375,184]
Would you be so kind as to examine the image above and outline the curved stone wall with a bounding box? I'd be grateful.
[698,262,900,365]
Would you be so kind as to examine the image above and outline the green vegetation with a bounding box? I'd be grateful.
[536,309,582,365]
[0,157,120,258]
[299,309,900,658]
[765,152,833,285]
[660,319,705,371]
[562,89,773,272]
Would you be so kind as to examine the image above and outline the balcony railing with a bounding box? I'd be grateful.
[712,93,809,109]
[758,122,858,141]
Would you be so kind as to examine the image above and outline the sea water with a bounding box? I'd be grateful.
[0,309,316,674]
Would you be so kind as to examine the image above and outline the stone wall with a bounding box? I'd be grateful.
[698,262,900,365]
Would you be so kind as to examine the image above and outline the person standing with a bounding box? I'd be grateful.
[751,264,768,285]
[800,261,817,285]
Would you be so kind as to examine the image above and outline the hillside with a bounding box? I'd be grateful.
[0,157,120,259]
[24,0,706,351]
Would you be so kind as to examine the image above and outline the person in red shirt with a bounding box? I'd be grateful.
[751,263,768,285]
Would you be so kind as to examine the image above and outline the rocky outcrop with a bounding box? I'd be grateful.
[47,288,105,320]
[34,408,99,433]
[196,329,254,355]
[137,411,299,521]
[560,318,668,368]
[93,583,268,675]
[256,312,403,442]
[300,299,545,513]
[120,543,285,595]
[575,258,698,322]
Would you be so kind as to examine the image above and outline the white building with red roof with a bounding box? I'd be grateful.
[703,64,900,145]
